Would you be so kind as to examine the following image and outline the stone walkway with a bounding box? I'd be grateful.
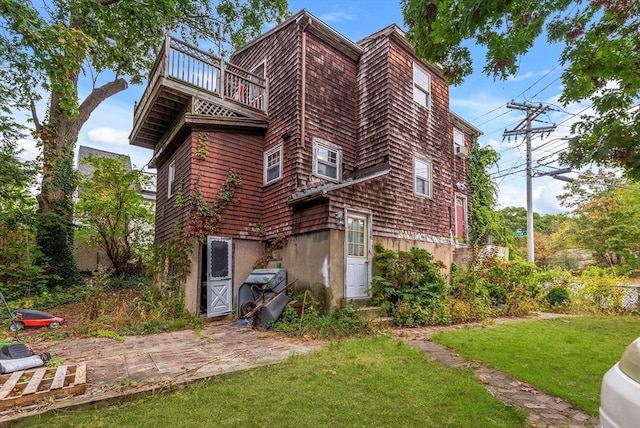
[0,314,599,427]
[395,316,598,428]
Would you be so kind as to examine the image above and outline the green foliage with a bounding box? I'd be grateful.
[559,171,640,269]
[35,212,78,287]
[75,155,155,276]
[92,329,125,342]
[402,0,640,178]
[452,255,548,317]
[270,303,373,339]
[371,244,449,326]
[467,141,511,246]
[0,0,287,289]
[570,267,629,314]
[0,142,52,298]
[546,286,570,307]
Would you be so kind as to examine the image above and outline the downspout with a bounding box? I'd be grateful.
[301,18,310,151]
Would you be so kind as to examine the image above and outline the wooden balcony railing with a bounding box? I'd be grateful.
[133,36,268,124]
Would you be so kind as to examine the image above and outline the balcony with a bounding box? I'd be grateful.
[130,36,268,149]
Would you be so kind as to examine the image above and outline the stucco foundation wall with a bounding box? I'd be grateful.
[282,230,340,312]
[231,240,264,297]
[374,236,454,272]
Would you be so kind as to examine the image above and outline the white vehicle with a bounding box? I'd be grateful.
[600,337,640,428]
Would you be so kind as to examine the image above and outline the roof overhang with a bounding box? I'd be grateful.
[288,163,390,206]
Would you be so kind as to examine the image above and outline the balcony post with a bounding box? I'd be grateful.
[163,34,171,79]
[219,59,225,99]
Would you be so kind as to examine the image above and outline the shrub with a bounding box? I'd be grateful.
[546,287,570,307]
[371,244,448,327]
[270,304,373,339]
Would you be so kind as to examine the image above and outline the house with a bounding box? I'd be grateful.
[129,10,482,317]
[74,145,157,271]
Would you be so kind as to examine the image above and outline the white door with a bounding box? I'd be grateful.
[346,214,369,299]
[207,237,232,317]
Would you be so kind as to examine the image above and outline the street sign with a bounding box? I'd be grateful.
[514,230,527,237]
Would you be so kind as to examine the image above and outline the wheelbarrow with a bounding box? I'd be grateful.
[237,268,297,327]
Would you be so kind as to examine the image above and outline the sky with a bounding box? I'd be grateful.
[15,0,588,215]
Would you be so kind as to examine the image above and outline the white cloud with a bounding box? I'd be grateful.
[507,71,538,82]
[16,137,39,162]
[318,11,357,23]
[86,127,130,146]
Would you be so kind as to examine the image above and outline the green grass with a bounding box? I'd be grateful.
[432,315,640,416]
[17,336,525,428]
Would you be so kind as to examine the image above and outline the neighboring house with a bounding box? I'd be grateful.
[74,145,157,271]
[129,10,482,317]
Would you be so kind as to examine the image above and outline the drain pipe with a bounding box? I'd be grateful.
[301,17,311,150]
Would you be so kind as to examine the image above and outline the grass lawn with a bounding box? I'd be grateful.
[17,336,526,428]
[432,315,640,416]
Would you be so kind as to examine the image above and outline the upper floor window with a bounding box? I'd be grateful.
[264,145,282,185]
[414,157,432,198]
[453,128,464,148]
[313,138,342,182]
[168,160,176,199]
[413,63,431,108]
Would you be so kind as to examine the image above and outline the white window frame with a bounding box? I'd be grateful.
[414,156,433,198]
[263,145,282,185]
[313,138,342,182]
[453,128,465,149]
[250,60,266,107]
[167,160,176,199]
[413,63,431,109]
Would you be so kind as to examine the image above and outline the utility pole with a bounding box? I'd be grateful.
[503,102,556,263]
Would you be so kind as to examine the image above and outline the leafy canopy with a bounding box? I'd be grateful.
[0,0,288,118]
[558,170,640,267]
[402,0,640,178]
[75,155,155,276]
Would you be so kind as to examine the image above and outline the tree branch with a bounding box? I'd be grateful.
[74,77,128,133]
[99,0,122,5]
[30,100,41,132]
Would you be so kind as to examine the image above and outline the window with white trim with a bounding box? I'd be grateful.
[313,139,342,182]
[453,128,464,149]
[167,160,176,199]
[414,157,432,197]
[264,145,282,185]
[413,63,431,108]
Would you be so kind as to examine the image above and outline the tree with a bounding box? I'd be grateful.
[559,170,640,267]
[76,155,154,276]
[0,142,45,299]
[0,0,288,285]
[500,206,567,235]
[467,140,511,246]
[402,1,640,178]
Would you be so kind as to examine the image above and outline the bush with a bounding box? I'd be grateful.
[546,287,570,306]
[371,245,448,327]
[270,304,373,339]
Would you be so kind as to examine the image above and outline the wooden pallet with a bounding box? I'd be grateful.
[0,363,86,409]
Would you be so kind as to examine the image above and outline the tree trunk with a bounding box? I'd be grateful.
[35,72,128,286]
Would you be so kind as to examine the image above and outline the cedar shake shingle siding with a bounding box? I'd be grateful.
[137,10,478,258]
[231,21,301,239]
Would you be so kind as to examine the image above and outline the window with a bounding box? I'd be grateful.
[167,160,176,199]
[264,145,282,185]
[250,60,266,109]
[413,63,431,108]
[313,139,342,182]
[453,128,464,148]
[414,157,432,197]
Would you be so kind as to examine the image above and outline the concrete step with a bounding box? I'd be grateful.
[356,306,383,320]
